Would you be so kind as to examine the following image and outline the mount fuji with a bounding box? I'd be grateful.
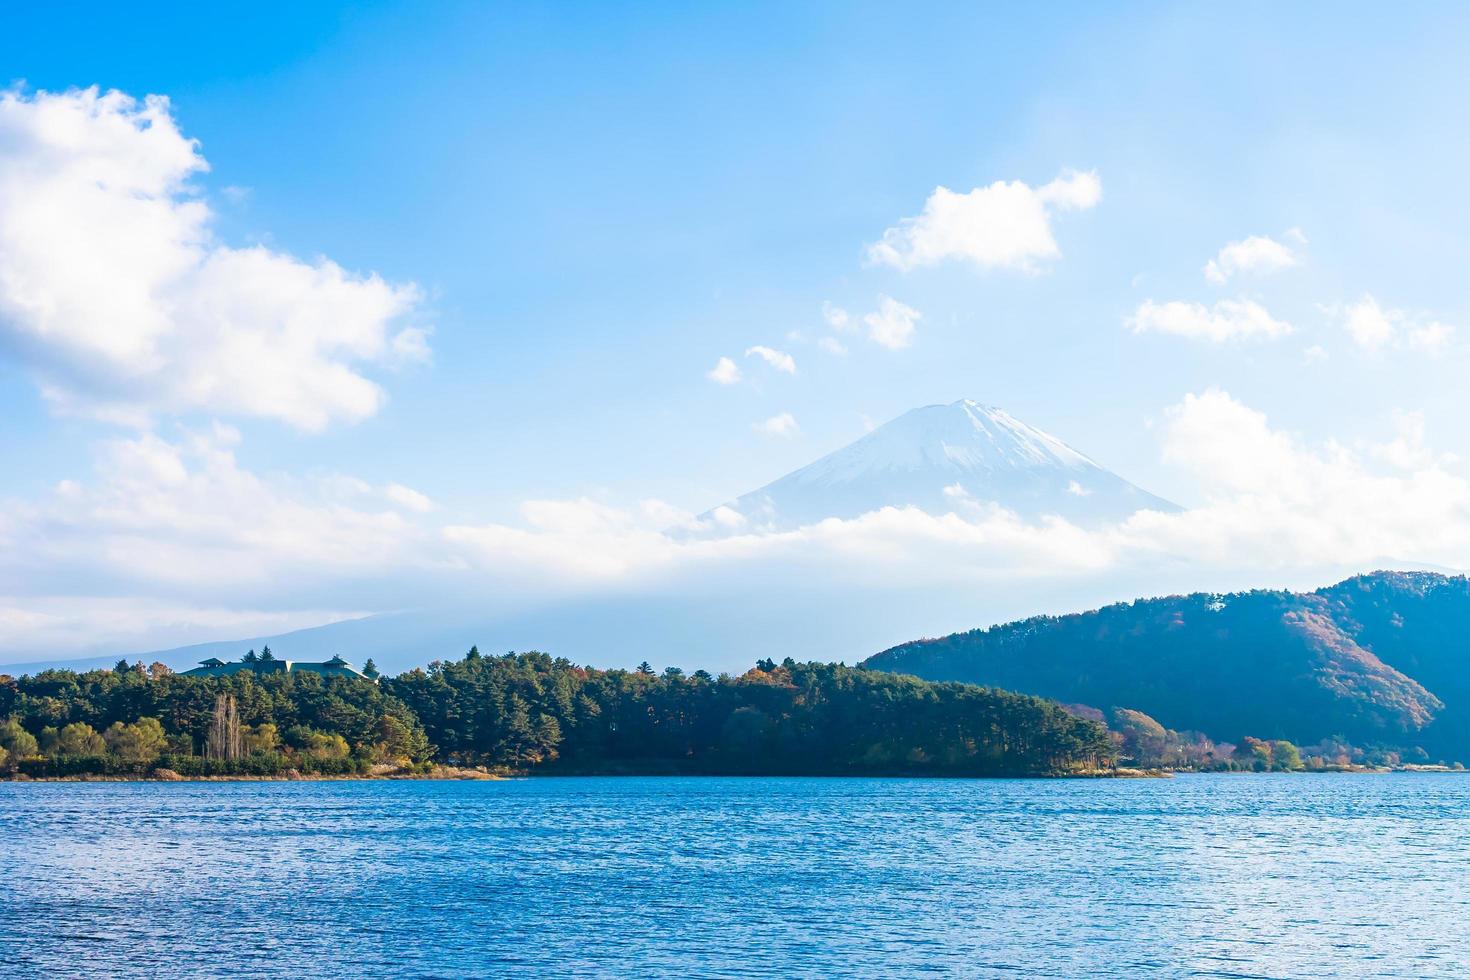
[694,399,1177,532]
[19,400,1182,678]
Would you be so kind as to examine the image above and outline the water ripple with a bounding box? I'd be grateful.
[2,774,1468,977]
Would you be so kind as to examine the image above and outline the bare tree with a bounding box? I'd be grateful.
[204,694,243,761]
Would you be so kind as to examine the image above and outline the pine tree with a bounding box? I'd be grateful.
[502,694,534,765]
[533,713,563,762]
[362,658,379,680]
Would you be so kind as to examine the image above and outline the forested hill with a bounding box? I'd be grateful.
[0,654,1112,778]
[865,571,1470,760]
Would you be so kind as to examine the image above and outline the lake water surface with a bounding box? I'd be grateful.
[3,774,1469,978]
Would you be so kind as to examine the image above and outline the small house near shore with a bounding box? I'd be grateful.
[181,654,374,682]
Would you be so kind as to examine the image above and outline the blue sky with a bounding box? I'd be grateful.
[5,2,1470,661]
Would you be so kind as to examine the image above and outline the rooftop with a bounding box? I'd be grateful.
[180,655,375,681]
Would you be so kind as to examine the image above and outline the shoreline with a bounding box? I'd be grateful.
[1,765,505,783]
[7,765,1464,784]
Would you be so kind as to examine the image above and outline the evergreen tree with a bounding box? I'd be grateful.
[501,694,535,765]
[242,650,259,664]
[533,713,563,761]
[362,658,379,680]
[0,651,1116,777]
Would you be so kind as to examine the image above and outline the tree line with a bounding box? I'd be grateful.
[0,651,1114,777]
[386,650,1114,775]
[1100,705,1427,771]
[0,660,427,777]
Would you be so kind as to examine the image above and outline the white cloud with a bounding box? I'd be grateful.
[755,412,799,437]
[1159,390,1307,498]
[1330,294,1457,354]
[864,296,922,349]
[818,337,848,356]
[1409,321,1456,354]
[867,169,1100,273]
[639,499,691,527]
[443,495,693,580]
[0,429,436,593]
[707,356,742,384]
[390,326,433,364]
[1203,234,1299,283]
[1129,298,1292,342]
[1369,411,1439,471]
[1141,389,1470,569]
[745,345,796,374]
[1339,294,1397,350]
[0,87,424,431]
[10,389,1470,658]
[822,302,851,330]
[712,505,747,529]
[385,483,435,513]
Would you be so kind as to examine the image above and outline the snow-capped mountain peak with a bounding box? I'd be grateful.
[692,399,1176,532]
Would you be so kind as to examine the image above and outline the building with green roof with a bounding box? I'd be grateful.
[182,654,375,682]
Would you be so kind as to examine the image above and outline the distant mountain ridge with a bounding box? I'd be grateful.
[693,399,1177,532]
[865,570,1470,759]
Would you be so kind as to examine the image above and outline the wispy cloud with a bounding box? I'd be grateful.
[386,483,435,513]
[864,296,922,349]
[754,412,799,437]
[1129,298,1292,343]
[745,345,797,374]
[822,301,851,330]
[1327,294,1456,354]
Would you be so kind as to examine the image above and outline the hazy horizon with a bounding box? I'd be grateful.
[6,2,1470,664]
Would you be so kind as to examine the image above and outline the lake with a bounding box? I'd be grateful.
[2,774,1468,978]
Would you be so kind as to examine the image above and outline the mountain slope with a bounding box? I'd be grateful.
[865,571,1470,758]
[694,399,1177,532]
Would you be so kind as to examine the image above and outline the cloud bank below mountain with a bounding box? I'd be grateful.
[4,388,1468,664]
